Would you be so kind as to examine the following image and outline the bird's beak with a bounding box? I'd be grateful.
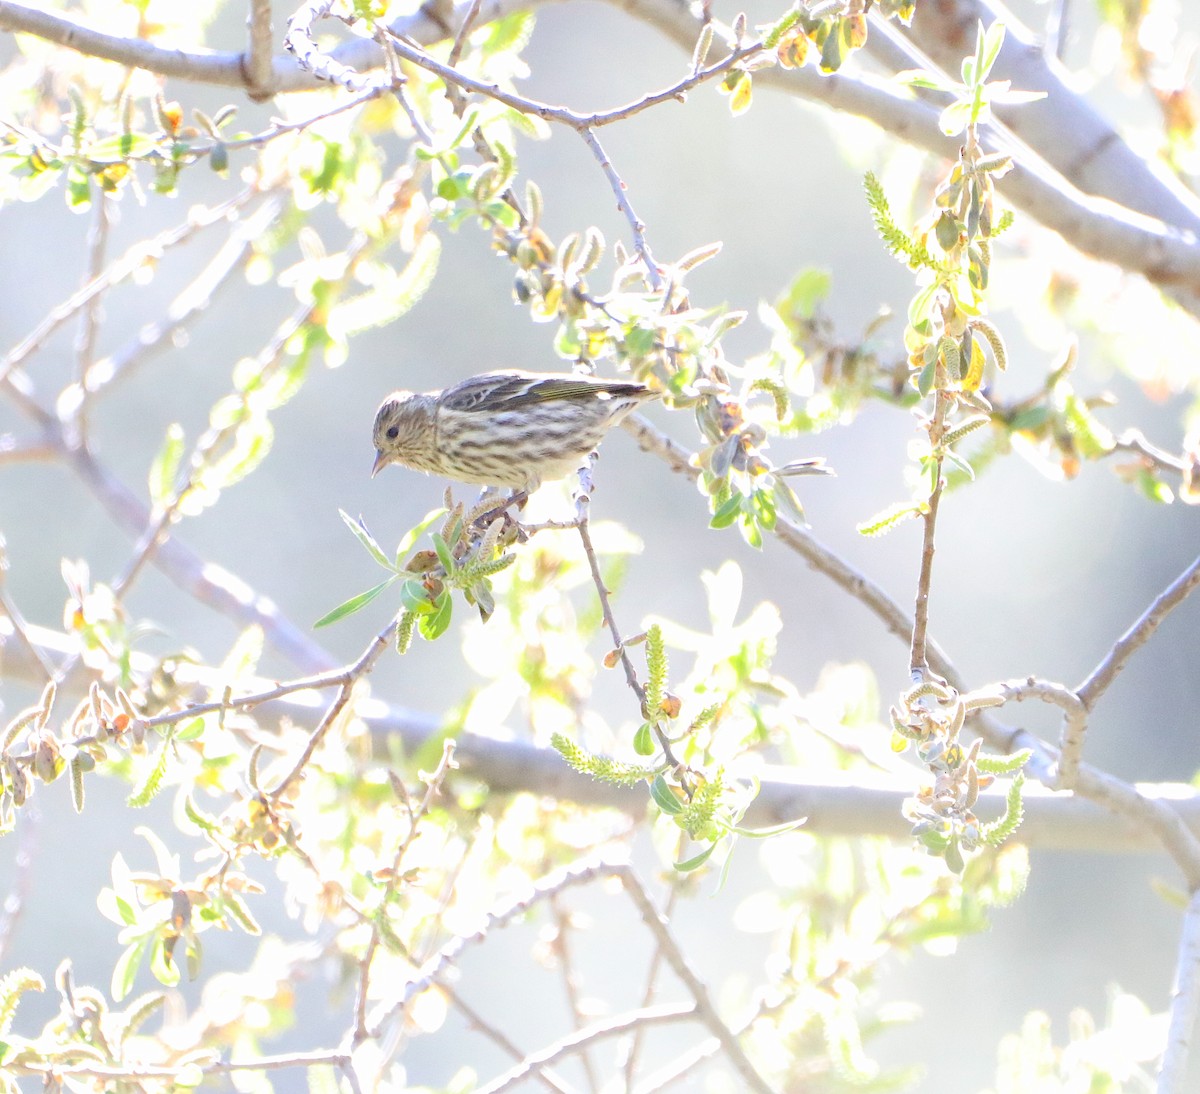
[371,449,388,478]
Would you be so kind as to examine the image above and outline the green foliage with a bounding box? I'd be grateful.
[980,772,1026,846]
[0,2,1193,1089]
[550,733,658,786]
[864,171,944,273]
[857,501,924,537]
[644,622,668,714]
[992,992,1166,1090]
[0,969,44,1038]
[316,502,516,638]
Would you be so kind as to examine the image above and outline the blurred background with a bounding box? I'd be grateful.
[2,0,1199,1089]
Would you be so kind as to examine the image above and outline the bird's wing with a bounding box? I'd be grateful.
[440,371,646,413]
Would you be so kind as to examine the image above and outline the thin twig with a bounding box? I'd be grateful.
[84,195,282,397]
[615,865,774,1094]
[618,883,680,1089]
[373,857,773,1092]
[72,192,111,444]
[576,511,681,770]
[378,23,764,131]
[353,739,457,1043]
[475,1002,698,1094]
[9,0,1200,318]
[16,1049,356,1085]
[1077,553,1200,710]
[10,613,1200,853]
[448,0,484,68]
[0,188,258,385]
[909,390,952,676]
[0,539,56,683]
[1112,428,1190,479]
[268,617,400,800]
[579,125,660,284]
[450,990,576,1094]
[620,412,961,686]
[67,440,338,673]
[547,891,602,1093]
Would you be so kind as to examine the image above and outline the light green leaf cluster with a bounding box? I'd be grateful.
[550,733,657,786]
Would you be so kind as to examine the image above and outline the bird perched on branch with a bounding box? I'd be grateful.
[371,369,658,493]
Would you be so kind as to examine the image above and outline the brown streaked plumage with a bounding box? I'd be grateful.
[371,370,658,491]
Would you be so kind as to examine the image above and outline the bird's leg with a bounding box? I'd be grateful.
[573,451,598,524]
[466,489,530,544]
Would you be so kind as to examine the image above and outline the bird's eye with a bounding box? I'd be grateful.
[386,425,400,440]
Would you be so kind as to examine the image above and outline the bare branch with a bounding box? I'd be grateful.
[7,0,1200,318]
[909,391,953,677]
[0,187,261,386]
[476,1002,697,1094]
[376,19,764,129]
[82,197,280,398]
[1077,554,1200,710]
[579,125,660,282]
[7,614,1200,853]
[68,442,339,673]
[994,677,1088,790]
[373,857,775,1093]
[620,413,961,688]
[614,864,775,1094]
[268,617,400,799]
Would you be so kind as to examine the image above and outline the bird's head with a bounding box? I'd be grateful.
[371,391,434,477]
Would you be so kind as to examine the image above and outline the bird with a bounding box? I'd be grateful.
[371,369,658,493]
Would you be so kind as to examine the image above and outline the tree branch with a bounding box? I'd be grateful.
[7,616,1200,854]
[1077,553,1200,710]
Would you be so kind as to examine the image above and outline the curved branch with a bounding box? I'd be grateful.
[1077,553,1200,710]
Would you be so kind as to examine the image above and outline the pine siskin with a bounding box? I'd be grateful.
[371,369,658,492]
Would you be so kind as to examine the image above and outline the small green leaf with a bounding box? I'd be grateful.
[674,842,718,872]
[148,424,185,508]
[773,478,807,525]
[979,20,1006,81]
[339,509,393,570]
[395,507,449,566]
[739,513,763,549]
[399,578,434,614]
[128,741,171,808]
[938,99,974,136]
[210,417,273,488]
[650,774,683,815]
[431,532,455,573]
[150,936,180,987]
[313,576,399,628]
[418,590,452,640]
[174,717,206,742]
[709,492,742,529]
[112,938,148,1002]
[907,281,940,329]
[633,722,655,756]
